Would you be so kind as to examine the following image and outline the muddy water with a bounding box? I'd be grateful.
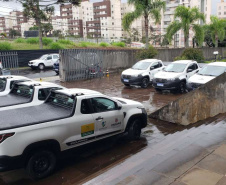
[1,74,225,185]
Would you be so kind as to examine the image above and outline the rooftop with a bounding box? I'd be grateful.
[174,60,196,64]
[56,88,102,96]
[208,62,226,67]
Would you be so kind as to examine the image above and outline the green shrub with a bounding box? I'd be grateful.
[26,37,39,44]
[14,38,25,43]
[99,42,108,47]
[79,41,88,47]
[42,37,53,46]
[175,48,204,63]
[111,42,125,47]
[0,42,12,50]
[136,45,158,60]
[57,39,73,45]
[49,42,65,49]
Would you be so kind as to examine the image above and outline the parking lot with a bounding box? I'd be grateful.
[1,70,226,185]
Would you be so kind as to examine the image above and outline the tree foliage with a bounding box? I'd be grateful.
[166,6,205,48]
[122,0,165,49]
[204,16,226,47]
[9,29,21,38]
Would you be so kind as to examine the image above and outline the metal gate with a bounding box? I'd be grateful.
[0,52,19,69]
[60,49,104,81]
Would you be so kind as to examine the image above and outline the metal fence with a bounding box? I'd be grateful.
[0,52,19,69]
[59,49,137,82]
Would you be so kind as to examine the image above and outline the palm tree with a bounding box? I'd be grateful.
[122,0,166,49]
[166,6,205,48]
[204,16,226,48]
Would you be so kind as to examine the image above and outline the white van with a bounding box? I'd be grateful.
[121,59,164,88]
[187,62,226,90]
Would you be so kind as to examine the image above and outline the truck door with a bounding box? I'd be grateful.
[149,62,162,81]
[90,97,124,138]
[45,55,53,67]
[186,63,198,79]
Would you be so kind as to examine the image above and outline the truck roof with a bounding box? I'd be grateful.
[55,88,102,96]
[173,60,197,64]
[208,62,226,67]
[17,81,62,88]
[138,59,160,63]
[0,75,30,80]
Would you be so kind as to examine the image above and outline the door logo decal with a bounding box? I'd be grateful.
[100,121,107,131]
[81,123,94,137]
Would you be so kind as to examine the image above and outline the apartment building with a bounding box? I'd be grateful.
[159,0,211,47]
[217,0,226,19]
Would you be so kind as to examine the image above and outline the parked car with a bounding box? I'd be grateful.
[0,88,147,179]
[0,75,31,96]
[187,62,226,90]
[121,59,164,88]
[28,54,59,70]
[152,60,200,93]
[0,81,63,111]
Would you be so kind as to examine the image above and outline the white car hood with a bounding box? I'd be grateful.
[188,74,215,84]
[30,59,44,63]
[113,97,143,108]
[122,68,146,76]
[154,71,181,79]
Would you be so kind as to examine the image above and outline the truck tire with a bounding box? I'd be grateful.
[178,81,186,93]
[128,119,141,140]
[155,88,162,93]
[26,150,56,180]
[38,63,45,70]
[141,78,149,88]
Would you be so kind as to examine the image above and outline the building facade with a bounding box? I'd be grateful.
[217,0,226,19]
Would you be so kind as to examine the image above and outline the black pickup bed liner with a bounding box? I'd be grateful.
[0,94,31,108]
[0,103,73,130]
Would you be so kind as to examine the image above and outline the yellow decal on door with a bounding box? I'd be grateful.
[81,123,94,137]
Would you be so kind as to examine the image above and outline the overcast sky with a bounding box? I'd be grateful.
[0,0,220,16]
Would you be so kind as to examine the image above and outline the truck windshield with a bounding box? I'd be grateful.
[10,85,33,98]
[0,78,6,92]
[164,63,187,73]
[47,93,75,109]
[198,65,226,76]
[131,62,150,70]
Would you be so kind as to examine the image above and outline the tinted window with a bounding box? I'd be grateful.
[158,62,163,67]
[81,99,92,114]
[198,65,226,76]
[47,56,52,60]
[38,88,52,100]
[151,62,159,69]
[91,98,116,113]
[47,93,75,109]
[0,78,6,92]
[10,81,15,89]
[11,85,33,98]
[187,64,196,71]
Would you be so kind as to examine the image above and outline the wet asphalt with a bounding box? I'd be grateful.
[1,68,226,185]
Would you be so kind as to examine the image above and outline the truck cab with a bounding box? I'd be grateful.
[0,75,32,96]
[0,81,63,111]
[153,60,200,93]
[121,59,164,88]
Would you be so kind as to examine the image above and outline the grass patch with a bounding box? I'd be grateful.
[14,38,26,43]
[42,37,53,46]
[49,42,65,49]
[99,42,109,47]
[0,42,12,50]
[26,37,39,44]
[57,39,74,45]
[111,42,125,47]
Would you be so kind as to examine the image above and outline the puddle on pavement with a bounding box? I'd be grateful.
[1,73,225,185]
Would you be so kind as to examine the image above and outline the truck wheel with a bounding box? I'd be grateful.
[26,150,56,180]
[141,78,149,88]
[178,81,186,93]
[128,119,141,140]
[38,64,45,70]
[155,88,162,93]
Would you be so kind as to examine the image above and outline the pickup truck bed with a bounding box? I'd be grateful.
[0,103,73,130]
[0,94,30,107]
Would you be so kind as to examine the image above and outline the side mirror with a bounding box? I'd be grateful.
[187,69,193,73]
[150,67,154,70]
[117,103,122,110]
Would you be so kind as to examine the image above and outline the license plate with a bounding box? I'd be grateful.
[157,83,164,87]
[124,79,129,82]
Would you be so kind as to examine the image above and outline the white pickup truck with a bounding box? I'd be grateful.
[0,88,147,179]
[0,75,31,96]
[0,81,63,111]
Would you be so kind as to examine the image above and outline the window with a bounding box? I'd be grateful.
[38,88,52,100]
[0,78,6,92]
[91,98,116,113]
[11,85,33,98]
[47,56,52,60]
[53,55,59,59]
[158,62,163,67]
[151,62,159,69]
[187,64,196,72]
[81,99,92,114]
